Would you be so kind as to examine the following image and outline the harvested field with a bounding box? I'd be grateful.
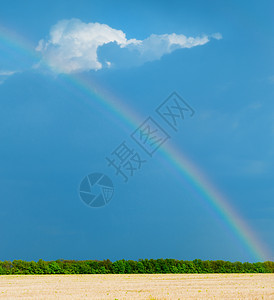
[0,274,273,299]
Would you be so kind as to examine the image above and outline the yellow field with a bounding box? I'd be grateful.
[0,274,273,299]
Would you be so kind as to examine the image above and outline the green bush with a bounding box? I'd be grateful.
[0,259,272,274]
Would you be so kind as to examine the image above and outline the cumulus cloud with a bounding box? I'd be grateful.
[124,33,210,62]
[36,18,222,74]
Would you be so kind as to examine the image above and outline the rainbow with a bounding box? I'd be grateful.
[0,24,38,64]
[0,24,270,261]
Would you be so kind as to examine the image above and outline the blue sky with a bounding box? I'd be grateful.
[0,0,273,262]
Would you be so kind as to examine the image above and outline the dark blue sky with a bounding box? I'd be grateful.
[0,0,273,262]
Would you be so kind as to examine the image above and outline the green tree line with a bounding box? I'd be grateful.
[0,259,273,275]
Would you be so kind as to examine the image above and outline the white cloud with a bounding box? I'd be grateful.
[124,33,210,62]
[0,70,17,76]
[211,32,222,40]
[0,70,19,84]
[36,19,128,73]
[36,18,222,74]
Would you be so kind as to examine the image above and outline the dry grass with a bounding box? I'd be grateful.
[0,274,273,299]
